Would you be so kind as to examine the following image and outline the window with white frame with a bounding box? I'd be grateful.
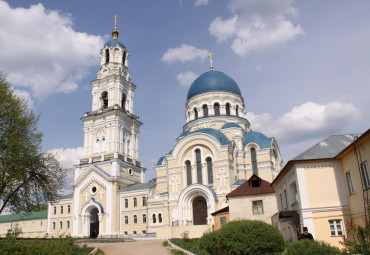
[60,206,63,214]
[290,182,298,203]
[279,193,283,211]
[329,220,343,236]
[67,205,71,213]
[361,162,370,188]
[284,189,288,209]
[52,222,55,230]
[345,171,355,194]
[53,207,56,214]
[142,196,147,206]
[133,215,137,224]
[252,200,263,214]
[124,199,128,208]
[124,216,128,224]
[133,198,137,207]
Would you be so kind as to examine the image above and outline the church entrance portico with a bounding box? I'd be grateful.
[177,184,216,226]
[81,198,104,238]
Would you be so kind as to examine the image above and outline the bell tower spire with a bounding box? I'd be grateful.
[112,15,119,40]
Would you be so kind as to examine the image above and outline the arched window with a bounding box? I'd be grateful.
[142,197,147,206]
[158,213,162,223]
[101,91,108,109]
[206,157,213,185]
[226,103,231,115]
[60,206,63,214]
[125,199,128,208]
[152,214,156,223]
[251,147,258,175]
[122,93,126,110]
[194,108,198,119]
[52,222,55,229]
[105,49,110,64]
[195,149,202,184]
[122,51,127,66]
[186,160,192,186]
[202,104,208,117]
[67,221,70,229]
[124,216,128,224]
[142,214,147,223]
[53,207,56,215]
[235,105,239,116]
[133,198,137,207]
[214,103,220,115]
[133,215,137,224]
[60,221,63,229]
[67,205,71,213]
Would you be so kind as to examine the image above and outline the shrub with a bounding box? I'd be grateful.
[286,239,341,255]
[341,218,370,255]
[198,220,285,255]
[198,230,223,255]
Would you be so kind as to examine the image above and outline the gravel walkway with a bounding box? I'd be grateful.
[84,239,172,255]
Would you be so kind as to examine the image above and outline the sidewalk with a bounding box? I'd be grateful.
[84,239,172,255]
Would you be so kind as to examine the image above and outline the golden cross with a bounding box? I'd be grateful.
[114,15,118,29]
[208,52,214,70]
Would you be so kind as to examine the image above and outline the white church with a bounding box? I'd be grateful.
[0,22,282,239]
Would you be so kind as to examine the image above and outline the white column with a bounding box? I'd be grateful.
[135,134,139,159]
[83,129,88,156]
[89,130,93,156]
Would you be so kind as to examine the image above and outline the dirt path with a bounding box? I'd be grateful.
[84,239,172,255]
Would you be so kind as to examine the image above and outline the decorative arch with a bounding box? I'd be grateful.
[105,49,110,64]
[177,184,216,226]
[81,198,104,238]
[100,91,108,109]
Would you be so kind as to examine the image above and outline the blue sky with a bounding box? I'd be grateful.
[1,0,369,189]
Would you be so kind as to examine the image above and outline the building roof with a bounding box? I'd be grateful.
[120,182,156,192]
[293,134,359,160]
[336,128,370,159]
[227,174,275,198]
[104,39,126,49]
[0,210,48,223]
[243,131,273,149]
[211,206,229,216]
[271,133,362,186]
[187,71,242,101]
[221,123,242,129]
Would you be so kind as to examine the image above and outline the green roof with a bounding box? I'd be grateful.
[0,210,48,223]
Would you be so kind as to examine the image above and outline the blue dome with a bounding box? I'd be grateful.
[178,128,232,146]
[221,123,242,129]
[187,71,242,101]
[104,39,126,49]
[243,131,273,149]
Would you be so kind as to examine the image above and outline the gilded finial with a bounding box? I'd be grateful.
[114,15,118,29]
[112,15,119,40]
[208,52,214,71]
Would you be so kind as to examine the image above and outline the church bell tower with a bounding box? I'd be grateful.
[72,18,145,238]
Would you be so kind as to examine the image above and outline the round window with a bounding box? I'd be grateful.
[128,169,133,175]
[91,186,97,194]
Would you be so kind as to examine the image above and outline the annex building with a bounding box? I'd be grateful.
[0,23,283,239]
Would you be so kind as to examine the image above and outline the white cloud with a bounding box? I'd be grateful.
[247,102,362,144]
[48,147,84,195]
[195,0,209,7]
[14,89,34,109]
[161,44,208,63]
[48,147,84,169]
[177,71,198,87]
[209,0,304,56]
[0,1,104,99]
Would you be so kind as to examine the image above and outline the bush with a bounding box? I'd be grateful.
[198,230,223,255]
[286,239,341,255]
[0,229,94,255]
[198,220,285,255]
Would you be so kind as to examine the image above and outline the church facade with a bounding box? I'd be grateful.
[0,24,282,239]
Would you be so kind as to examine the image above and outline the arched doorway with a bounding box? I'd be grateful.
[90,208,99,238]
[193,196,207,225]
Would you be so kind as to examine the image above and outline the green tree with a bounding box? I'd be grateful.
[0,74,66,214]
